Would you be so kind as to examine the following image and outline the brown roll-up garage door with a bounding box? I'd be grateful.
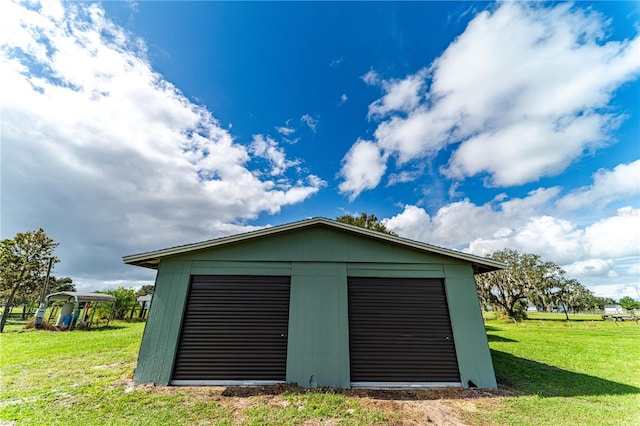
[172,275,290,383]
[348,277,460,383]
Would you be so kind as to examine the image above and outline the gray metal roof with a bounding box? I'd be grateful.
[47,292,117,303]
[137,294,153,302]
[122,217,505,274]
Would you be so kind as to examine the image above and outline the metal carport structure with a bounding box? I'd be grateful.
[46,292,116,330]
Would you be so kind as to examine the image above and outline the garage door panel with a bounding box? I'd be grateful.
[348,277,460,383]
[172,275,290,382]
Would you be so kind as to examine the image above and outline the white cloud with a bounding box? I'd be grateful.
[465,208,640,264]
[329,58,343,68]
[557,160,640,211]
[464,207,640,295]
[563,259,614,277]
[379,153,640,298]
[306,174,327,190]
[340,2,640,195]
[384,200,639,297]
[250,134,299,176]
[590,283,640,299]
[467,216,586,264]
[338,140,387,201]
[374,109,452,163]
[0,0,322,285]
[447,182,463,200]
[275,125,296,136]
[339,93,348,105]
[386,170,421,186]
[367,71,426,119]
[384,187,559,248]
[444,114,615,186]
[361,70,380,86]
[583,207,640,259]
[300,114,318,132]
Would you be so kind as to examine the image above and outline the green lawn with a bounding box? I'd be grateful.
[0,322,391,425]
[451,318,640,426]
[1,317,639,425]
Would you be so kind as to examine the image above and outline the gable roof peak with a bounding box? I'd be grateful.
[122,216,505,273]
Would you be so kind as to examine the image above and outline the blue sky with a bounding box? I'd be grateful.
[1,0,639,299]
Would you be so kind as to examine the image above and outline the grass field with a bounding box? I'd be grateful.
[0,322,395,425]
[455,316,640,426]
[1,316,639,425]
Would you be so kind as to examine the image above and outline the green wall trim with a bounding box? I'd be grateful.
[190,261,292,277]
[190,267,292,275]
[190,260,292,270]
[347,262,446,271]
[134,260,191,385]
[444,264,497,388]
[347,269,445,278]
[287,263,351,388]
[348,262,444,278]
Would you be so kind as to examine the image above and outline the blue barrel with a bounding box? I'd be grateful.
[62,315,72,326]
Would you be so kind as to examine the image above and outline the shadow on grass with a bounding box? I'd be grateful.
[20,324,128,332]
[526,316,602,322]
[80,325,127,331]
[215,349,639,401]
[491,349,640,397]
[487,334,517,343]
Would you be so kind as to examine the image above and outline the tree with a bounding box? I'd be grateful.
[593,296,616,310]
[48,276,76,293]
[475,249,536,319]
[525,260,566,312]
[619,296,639,310]
[136,285,155,297]
[476,249,593,319]
[99,287,137,320]
[561,279,594,314]
[335,213,398,236]
[0,229,59,332]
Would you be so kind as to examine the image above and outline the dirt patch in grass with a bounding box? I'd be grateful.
[215,382,513,399]
[119,381,515,425]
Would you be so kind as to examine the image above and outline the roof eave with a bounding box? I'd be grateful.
[122,217,505,272]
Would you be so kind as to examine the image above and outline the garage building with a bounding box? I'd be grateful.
[124,218,502,389]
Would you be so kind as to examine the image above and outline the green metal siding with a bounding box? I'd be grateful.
[133,226,497,389]
[134,259,191,385]
[287,263,350,388]
[444,264,497,388]
[171,227,451,264]
[190,261,292,276]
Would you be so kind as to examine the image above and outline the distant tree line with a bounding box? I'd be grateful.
[475,249,635,319]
